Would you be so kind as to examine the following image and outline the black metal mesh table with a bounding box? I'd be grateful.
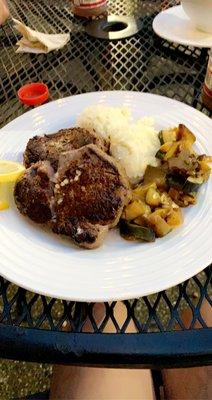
[0,0,211,369]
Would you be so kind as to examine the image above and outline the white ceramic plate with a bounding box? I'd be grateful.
[153,5,212,48]
[0,91,212,301]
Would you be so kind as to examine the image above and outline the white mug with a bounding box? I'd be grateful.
[181,0,212,34]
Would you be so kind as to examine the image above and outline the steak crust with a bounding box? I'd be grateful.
[14,161,55,224]
[24,127,109,170]
[52,144,131,248]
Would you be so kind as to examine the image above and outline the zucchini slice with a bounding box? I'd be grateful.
[158,128,178,144]
[167,174,186,190]
[178,124,196,145]
[183,176,204,194]
[167,174,202,194]
[158,131,164,145]
[155,149,165,160]
[168,188,196,207]
[143,165,167,189]
[120,220,156,242]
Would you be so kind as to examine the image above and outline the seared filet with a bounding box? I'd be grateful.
[14,161,55,224]
[24,127,109,170]
[53,144,131,248]
[15,144,131,249]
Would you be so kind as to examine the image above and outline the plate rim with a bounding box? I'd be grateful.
[0,254,211,302]
[1,90,212,133]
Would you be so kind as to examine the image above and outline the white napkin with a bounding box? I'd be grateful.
[13,18,70,54]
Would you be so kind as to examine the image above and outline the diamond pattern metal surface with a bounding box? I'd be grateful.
[0,0,211,335]
[0,269,211,333]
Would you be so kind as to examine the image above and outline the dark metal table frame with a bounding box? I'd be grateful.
[0,0,211,369]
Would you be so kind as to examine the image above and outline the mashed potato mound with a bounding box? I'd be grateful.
[77,105,160,185]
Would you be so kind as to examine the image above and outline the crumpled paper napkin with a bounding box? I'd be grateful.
[13,18,70,54]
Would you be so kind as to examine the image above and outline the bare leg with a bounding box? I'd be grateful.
[50,302,155,400]
[162,300,212,400]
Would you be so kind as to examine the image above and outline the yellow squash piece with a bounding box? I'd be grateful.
[178,124,196,145]
[152,208,171,218]
[163,142,179,161]
[160,192,173,208]
[200,156,212,163]
[179,139,193,152]
[160,142,173,153]
[147,214,172,237]
[166,209,183,227]
[124,200,149,221]
[146,187,161,207]
[133,182,156,201]
[198,161,211,181]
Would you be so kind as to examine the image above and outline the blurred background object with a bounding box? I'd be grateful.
[202,49,212,111]
[71,0,107,18]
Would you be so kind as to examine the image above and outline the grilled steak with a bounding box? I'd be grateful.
[14,161,55,224]
[15,144,131,249]
[53,144,131,248]
[24,127,109,170]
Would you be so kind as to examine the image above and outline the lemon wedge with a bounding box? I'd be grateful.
[0,161,25,210]
[0,160,25,182]
[0,200,9,211]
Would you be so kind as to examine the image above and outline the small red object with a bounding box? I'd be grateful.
[18,82,49,106]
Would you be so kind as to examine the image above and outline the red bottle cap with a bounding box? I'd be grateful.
[18,82,49,106]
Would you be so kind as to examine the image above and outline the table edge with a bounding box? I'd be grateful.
[0,323,211,368]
